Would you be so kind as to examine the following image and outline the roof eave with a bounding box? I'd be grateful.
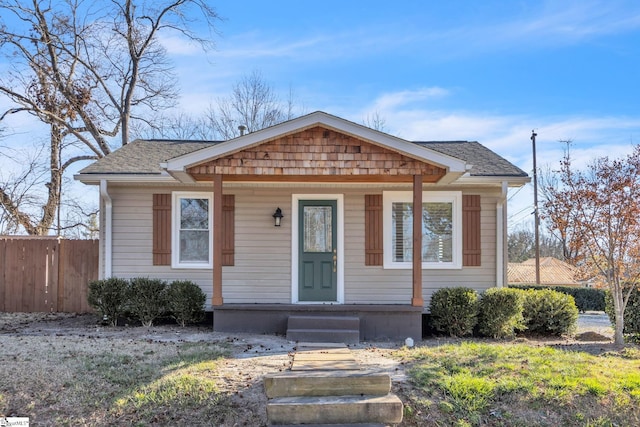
[74,172,177,185]
[455,175,530,187]
[163,111,468,176]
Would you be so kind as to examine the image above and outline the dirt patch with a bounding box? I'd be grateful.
[575,331,613,342]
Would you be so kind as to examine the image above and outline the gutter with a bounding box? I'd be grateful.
[496,181,508,288]
[100,180,112,278]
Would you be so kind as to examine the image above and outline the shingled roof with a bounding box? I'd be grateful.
[79,139,218,175]
[79,138,527,178]
[417,141,527,177]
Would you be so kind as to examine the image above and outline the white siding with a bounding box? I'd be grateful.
[106,184,502,309]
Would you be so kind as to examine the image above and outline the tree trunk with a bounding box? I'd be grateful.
[613,290,625,345]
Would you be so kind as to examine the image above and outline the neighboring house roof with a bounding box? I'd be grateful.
[508,257,581,286]
[76,111,528,185]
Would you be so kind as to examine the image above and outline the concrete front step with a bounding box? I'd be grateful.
[264,370,391,398]
[287,328,360,344]
[286,316,361,344]
[266,394,403,425]
[288,315,360,330]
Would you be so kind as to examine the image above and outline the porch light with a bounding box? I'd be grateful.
[272,207,284,226]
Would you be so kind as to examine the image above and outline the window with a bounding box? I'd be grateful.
[172,192,213,268]
[383,191,461,269]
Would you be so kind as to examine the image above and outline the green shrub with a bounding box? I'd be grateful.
[167,280,206,327]
[605,287,640,336]
[563,287,606,312]
[127,277,168,327]
[509,285,606,313]
[509,285,605,312]
[429,287,479,337]
[477,288,525,338]
[521,289,578,336]
[87,277,129,326]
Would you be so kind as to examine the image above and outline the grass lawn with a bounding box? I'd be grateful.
[0,337,239,426]
[395,342,640,427]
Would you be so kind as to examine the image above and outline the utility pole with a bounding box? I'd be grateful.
[531,130,541,285]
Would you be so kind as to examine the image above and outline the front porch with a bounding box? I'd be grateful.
[212,304,423,341]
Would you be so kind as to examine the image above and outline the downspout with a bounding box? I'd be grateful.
[496,181,508,288]
[100,180,112,278]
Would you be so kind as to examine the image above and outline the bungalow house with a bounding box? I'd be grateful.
[75,111,529,340]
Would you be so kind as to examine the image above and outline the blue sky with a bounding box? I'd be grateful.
[2,0,640,231]
[163,0,640,228]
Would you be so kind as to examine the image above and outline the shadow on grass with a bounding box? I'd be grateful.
[79,342,238,426]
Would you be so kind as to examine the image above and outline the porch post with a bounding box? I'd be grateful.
[412,174,424,307]
[212,174,224,306]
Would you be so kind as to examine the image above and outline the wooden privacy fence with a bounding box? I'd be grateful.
[0,236,99,313]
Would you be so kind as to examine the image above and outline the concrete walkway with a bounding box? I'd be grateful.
[291,342,360,371]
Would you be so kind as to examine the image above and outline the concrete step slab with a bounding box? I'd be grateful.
[287,315,360,330]
[295,352,355,361]
[296,342,348,349]
[264,370,391,398]
[296,349,352,356]
[287,329,360,344]
[291,359,361,371]
[267,394,403,425]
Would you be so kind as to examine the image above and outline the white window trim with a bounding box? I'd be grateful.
[171,191,214,269]
[383,191,462,270]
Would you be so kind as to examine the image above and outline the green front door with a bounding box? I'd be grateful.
[298,200,338,302]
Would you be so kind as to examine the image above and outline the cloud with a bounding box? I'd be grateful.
[368,88,450,111]
[158,33,204,56]
[428,1,640,59]
[351,94,640,175]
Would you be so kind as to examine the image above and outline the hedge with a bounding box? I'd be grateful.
[605,287,640,336]
[87,277,206,327]
[509,284,605,312]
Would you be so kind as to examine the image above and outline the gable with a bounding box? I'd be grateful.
[75,111,528,188]
[186,127,447,182]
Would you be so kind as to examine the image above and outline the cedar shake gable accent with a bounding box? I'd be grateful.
[186,127,447,182]
[152,193,235,267]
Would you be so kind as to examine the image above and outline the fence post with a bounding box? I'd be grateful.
[56,238,65,312]
[0,239,5,312]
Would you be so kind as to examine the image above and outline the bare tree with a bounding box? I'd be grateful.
[0,0,220,234]
[148,71,304,141]
[206,70,299,139]
[543,142,640,344]
[363,111,388,132]
[539,142,582,264]
[140,112,212,140]
[508,225,565,263]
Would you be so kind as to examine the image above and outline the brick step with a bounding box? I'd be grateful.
[266,394,403,425]
[286,328,359,344]
[264,370,391,398]
[287,315,360,330]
